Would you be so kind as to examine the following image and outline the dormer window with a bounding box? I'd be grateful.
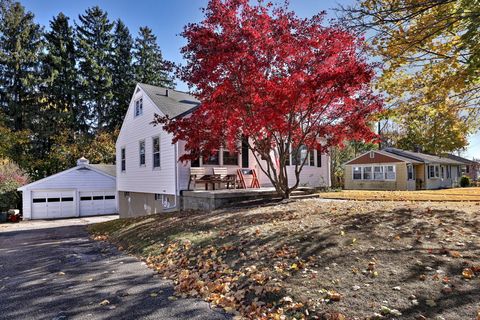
[134,98,143,117]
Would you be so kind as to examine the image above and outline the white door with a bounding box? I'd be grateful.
[31,190,76,219]
[79,191,116,216]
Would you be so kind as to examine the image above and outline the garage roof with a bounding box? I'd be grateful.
[18,162,116,191]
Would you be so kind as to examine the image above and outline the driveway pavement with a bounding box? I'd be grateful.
[0,217,228,320]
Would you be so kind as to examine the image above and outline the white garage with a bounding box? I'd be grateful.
[18,157,117,220]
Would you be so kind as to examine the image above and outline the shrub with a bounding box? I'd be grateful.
[0,159,29,211]
[460,176,470,188]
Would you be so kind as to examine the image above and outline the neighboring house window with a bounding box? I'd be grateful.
[222,149,239,166]
[441,166,445,179]
[154,194,161,201]
[152,136,160,168]
[139,140,146,166]
[369,151,375,159]
[428,165,440,178]
[353,167,362,180]
[466,166,470,173]
[134,98,143,117]
[121,147,126,172]
[373,166,384,180]
[407,165,415,180]
[446,165,451,179]
[385,165,396,180]
[363,166,372,180]
[317,151,322,167]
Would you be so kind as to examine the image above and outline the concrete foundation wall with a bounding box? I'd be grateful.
[181,189,279,211]
[118,191,178,218]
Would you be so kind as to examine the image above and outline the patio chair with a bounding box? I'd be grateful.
[213,167,237,189]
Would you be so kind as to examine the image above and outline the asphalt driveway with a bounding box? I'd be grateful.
[0,216,228,320]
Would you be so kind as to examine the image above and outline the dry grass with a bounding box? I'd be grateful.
[89,200,480,319]
[320,188,480,202]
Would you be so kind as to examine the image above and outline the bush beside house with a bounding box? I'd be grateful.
[460,176,470,187]
[0,159,29,212]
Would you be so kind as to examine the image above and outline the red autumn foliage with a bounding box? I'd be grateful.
[156,0,382,197]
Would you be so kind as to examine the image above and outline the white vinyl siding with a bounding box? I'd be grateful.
[116,86,177,195]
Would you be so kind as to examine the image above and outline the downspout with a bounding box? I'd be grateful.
[174,141,179,209]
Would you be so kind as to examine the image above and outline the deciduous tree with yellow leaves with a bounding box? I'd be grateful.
[342,0,480,154]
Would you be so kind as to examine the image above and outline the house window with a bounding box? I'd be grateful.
[363,166,372,180]
[385,165,396,180]
[155,193,161,201]
[204,151,220,165]
[121,147,126,172]
[441,166,445,179]
[134,98,143,117]
[317,150,322,167]
[373,166,384,180]
[222,149,239,166]
[353,167,362,180]
[428,165,440,178]
[446,165,451,179]
[407,165,415,180]
[152,136,160,168]
[369,151,375,159]
[292,145,308,166]
[309,151,315,166]
[139,140,146,166]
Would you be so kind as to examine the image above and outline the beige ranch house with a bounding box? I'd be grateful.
[116,83,331,218]
[344,148,465,191]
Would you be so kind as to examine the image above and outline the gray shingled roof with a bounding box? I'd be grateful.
[88,164,116,177]
[384,148,464,165]
[138,83,200,118]
[446,153,479,165]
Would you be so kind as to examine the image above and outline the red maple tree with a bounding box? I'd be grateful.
[157,0,382,198]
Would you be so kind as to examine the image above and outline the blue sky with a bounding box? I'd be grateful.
[20,0,479,159]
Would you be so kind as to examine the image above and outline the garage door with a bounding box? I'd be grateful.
[79,191,116,216]
[32,191,76,219]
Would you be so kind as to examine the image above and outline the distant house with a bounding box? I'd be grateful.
[115,83,331,218]
[446,154,480,181]
[344,148,464,190]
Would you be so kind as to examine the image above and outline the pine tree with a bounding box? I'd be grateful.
[76,6,114,132]
[41,13,78,135]
[133,26,174,88]
[0,0,43,132]
[109,19,134,130]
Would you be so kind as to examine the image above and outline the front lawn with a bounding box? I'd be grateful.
[89,200,480,319]
[320,188,480,202]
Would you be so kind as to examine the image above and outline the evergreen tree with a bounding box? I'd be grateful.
[41,13,78,135]
[76,6,114,132]
[0,0,43,132]
[133,26,174,88]
[109,19,134,130]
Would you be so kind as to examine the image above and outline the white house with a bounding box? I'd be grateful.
[116,83,331,218]
[18,157,117,220]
